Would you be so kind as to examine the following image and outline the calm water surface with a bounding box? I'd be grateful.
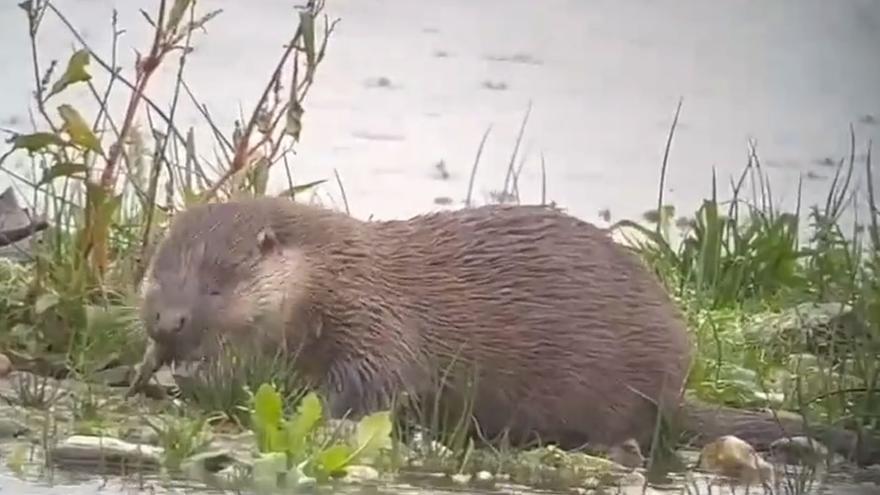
[0,0,877,224]
[0,0,879,493]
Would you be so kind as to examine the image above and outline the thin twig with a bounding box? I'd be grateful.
[44,1,190,156]
[138,0,200,287]
[540,151,547,206]
[333,168,350,216]
[656,97,683,235]
[202,22,308,201]
[97,0,168,188]
[465,125,492,207]
[501,101,532,199]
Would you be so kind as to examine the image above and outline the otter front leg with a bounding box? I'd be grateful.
[125,339,163,398]
[321,358,403,420]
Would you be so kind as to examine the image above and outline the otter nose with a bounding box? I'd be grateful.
[155,309,188,336]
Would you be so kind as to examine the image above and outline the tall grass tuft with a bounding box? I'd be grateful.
[612,119,879,457]
[0,0,338,382]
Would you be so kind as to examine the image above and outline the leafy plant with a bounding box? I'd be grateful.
[144,412,215,472]
[613,124,879,440]
[248,383,393,488]
[175,343,306,426]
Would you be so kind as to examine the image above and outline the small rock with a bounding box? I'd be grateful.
[0,352,12,378]
[50,435,163,472]
[296,476,317,489]
[769,436,829,467]
[450,473,471,485]
[472,470,495,489]
[698,435,773,486]
[343,464,380,484]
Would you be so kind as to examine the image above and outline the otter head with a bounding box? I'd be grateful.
[139,203,306,365]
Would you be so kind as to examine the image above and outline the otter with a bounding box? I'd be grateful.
[127,196,878,465]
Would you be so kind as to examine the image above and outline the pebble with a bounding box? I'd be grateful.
[450,473,471,485]
[698,435,773,486]
[472,470,496,489]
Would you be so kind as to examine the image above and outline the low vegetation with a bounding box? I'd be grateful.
[0,0,876,494]
[613,132,878,440]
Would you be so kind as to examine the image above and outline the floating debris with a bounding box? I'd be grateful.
[484,52,543,65]
[364,76,395,89]
[482,80,508,91]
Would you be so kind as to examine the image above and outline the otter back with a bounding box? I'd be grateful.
[358,203,692,449]
[135,198,692,451]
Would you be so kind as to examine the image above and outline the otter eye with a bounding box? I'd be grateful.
[208,290,222,296]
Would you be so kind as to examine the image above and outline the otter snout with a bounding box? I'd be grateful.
[152,307,189,339]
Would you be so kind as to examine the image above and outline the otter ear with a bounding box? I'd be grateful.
[257,227,280,256]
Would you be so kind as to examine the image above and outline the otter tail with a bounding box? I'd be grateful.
[676,397,879,466]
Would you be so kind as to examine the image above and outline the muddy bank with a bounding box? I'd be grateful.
[0,366,878,495]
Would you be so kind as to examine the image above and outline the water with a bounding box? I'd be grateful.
[0,0,879,493]
[0,0,878,225]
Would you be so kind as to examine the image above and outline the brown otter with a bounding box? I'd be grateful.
[126,196,878,465]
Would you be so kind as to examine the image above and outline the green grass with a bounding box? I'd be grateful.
[0,0,878,493]
[612,129,879,444]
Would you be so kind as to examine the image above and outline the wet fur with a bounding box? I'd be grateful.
[130,197,879,465]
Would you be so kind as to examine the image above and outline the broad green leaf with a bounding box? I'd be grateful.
[58,105,102,154]
[352,410,393,461]
[279,179,326,199]
[48,49,93,99]
[165,0,193,33]
[314,444,354,476]
[285,391,323,456]
[34,292,60,315]
[252,383,284,452]
[254,383,284,427]
[12,132,66,153]
[39,162,88,185]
